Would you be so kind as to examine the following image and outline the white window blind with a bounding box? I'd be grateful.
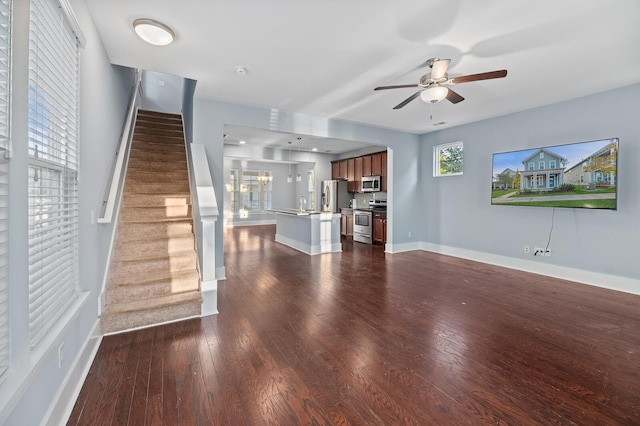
[28,0,79,347]
[0,0,11,382]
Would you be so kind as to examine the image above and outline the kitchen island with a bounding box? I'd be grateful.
[272,210,342,255]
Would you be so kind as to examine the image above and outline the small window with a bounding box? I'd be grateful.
[549,160,556,169]
[433,141,463,177]
[539,161,545,170]
[539,152,544,159]
[528,162,535,171]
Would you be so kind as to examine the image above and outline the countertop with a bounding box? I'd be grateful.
[270,209,334,216]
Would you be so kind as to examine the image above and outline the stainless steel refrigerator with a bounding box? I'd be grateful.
[321,180,350,213]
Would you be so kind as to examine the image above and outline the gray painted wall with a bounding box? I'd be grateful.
[2,0,133,423]
[420,84,640,287]
[193,99,421,271]
[140,70,184,114]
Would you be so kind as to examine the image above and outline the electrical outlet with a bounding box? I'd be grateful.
[58,342,64,368]
[524,245,530,254]
[534,247,551,257]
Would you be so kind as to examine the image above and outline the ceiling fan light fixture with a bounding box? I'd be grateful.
[133,18,175,46]
[420,85,449,103]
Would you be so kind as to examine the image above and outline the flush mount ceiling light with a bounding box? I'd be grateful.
[420,85,449,104]
[133,18,175,46]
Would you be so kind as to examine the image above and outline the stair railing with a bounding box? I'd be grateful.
[186,142,219,316]
[98,69,143,224]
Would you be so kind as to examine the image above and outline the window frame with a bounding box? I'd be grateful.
[27,0,81,348]
[229,168,273,214]
[0,0,11,384]
[433,141,463,177]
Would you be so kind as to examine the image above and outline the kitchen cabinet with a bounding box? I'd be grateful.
[333,150,387,191]
[331,160,349,180]
[347,158,358,192]
[339,160,348,180]
[331,161,340,180]
[373,211,387,244]
[341,209,353,236]
[354,157,362,192]
[362,155,372,177]
[371,152,383,176]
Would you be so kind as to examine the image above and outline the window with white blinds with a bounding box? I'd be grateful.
[28,0,79,347]
[0,0,11,382]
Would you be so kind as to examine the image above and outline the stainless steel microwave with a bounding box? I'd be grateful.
[361,175,381,192]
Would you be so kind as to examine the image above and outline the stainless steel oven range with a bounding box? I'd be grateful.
[353,209,372,244]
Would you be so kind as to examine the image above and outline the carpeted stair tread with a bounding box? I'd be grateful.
[121,192,191,207]
[138,110,181,119]
[135,118,183,128]
[127,157,187,172]
[104,290,202,314]
[113,234,195,259]
[109,268,200,288]
[109,249,197,279]
[119,205,192,222]
[134,127,184,138]
[124,181,190,194]
[130,140,186,153]
[117,220,194,241]
[126,169,189,183]
[101,300,201,334]
[108,265,200,292]
[106,270,200,305]
[129,145,187,162]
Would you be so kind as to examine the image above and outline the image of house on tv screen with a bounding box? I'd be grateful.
[491,138,618,210]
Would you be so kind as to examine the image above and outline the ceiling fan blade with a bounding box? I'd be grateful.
[449,69,507,84]
[393,91,422,109]
[430,59,450,80]
[374,84,420,91]
[445,88,465,104]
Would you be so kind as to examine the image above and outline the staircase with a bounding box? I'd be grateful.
[101,110,202,334]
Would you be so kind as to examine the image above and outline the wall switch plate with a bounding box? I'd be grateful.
[524,246,530,254]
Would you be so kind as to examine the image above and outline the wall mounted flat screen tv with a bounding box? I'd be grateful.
[491,138,618,210]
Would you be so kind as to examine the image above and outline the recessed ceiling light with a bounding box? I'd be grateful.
[238,140,246,145]
[312,147,318,152]
[133,18,175,46]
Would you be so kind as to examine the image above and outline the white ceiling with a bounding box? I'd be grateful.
[86,0,640,136]
[223,125,377,155]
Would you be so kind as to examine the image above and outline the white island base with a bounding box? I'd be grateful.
[274,211,342,255]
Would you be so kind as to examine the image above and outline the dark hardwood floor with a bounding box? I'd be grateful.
[68,225,640,425]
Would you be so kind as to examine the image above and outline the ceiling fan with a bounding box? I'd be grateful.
[374,58,507,110]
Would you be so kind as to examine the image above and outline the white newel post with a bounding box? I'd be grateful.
[190,143,219,316]
[199,215,218,315]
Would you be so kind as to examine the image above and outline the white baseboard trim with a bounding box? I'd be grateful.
[421,242,640,296]
[45,319,102,426]
[385,241,422,254]
[225,219,276,227]
[275,234,341,255]
[201,279,218,316]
